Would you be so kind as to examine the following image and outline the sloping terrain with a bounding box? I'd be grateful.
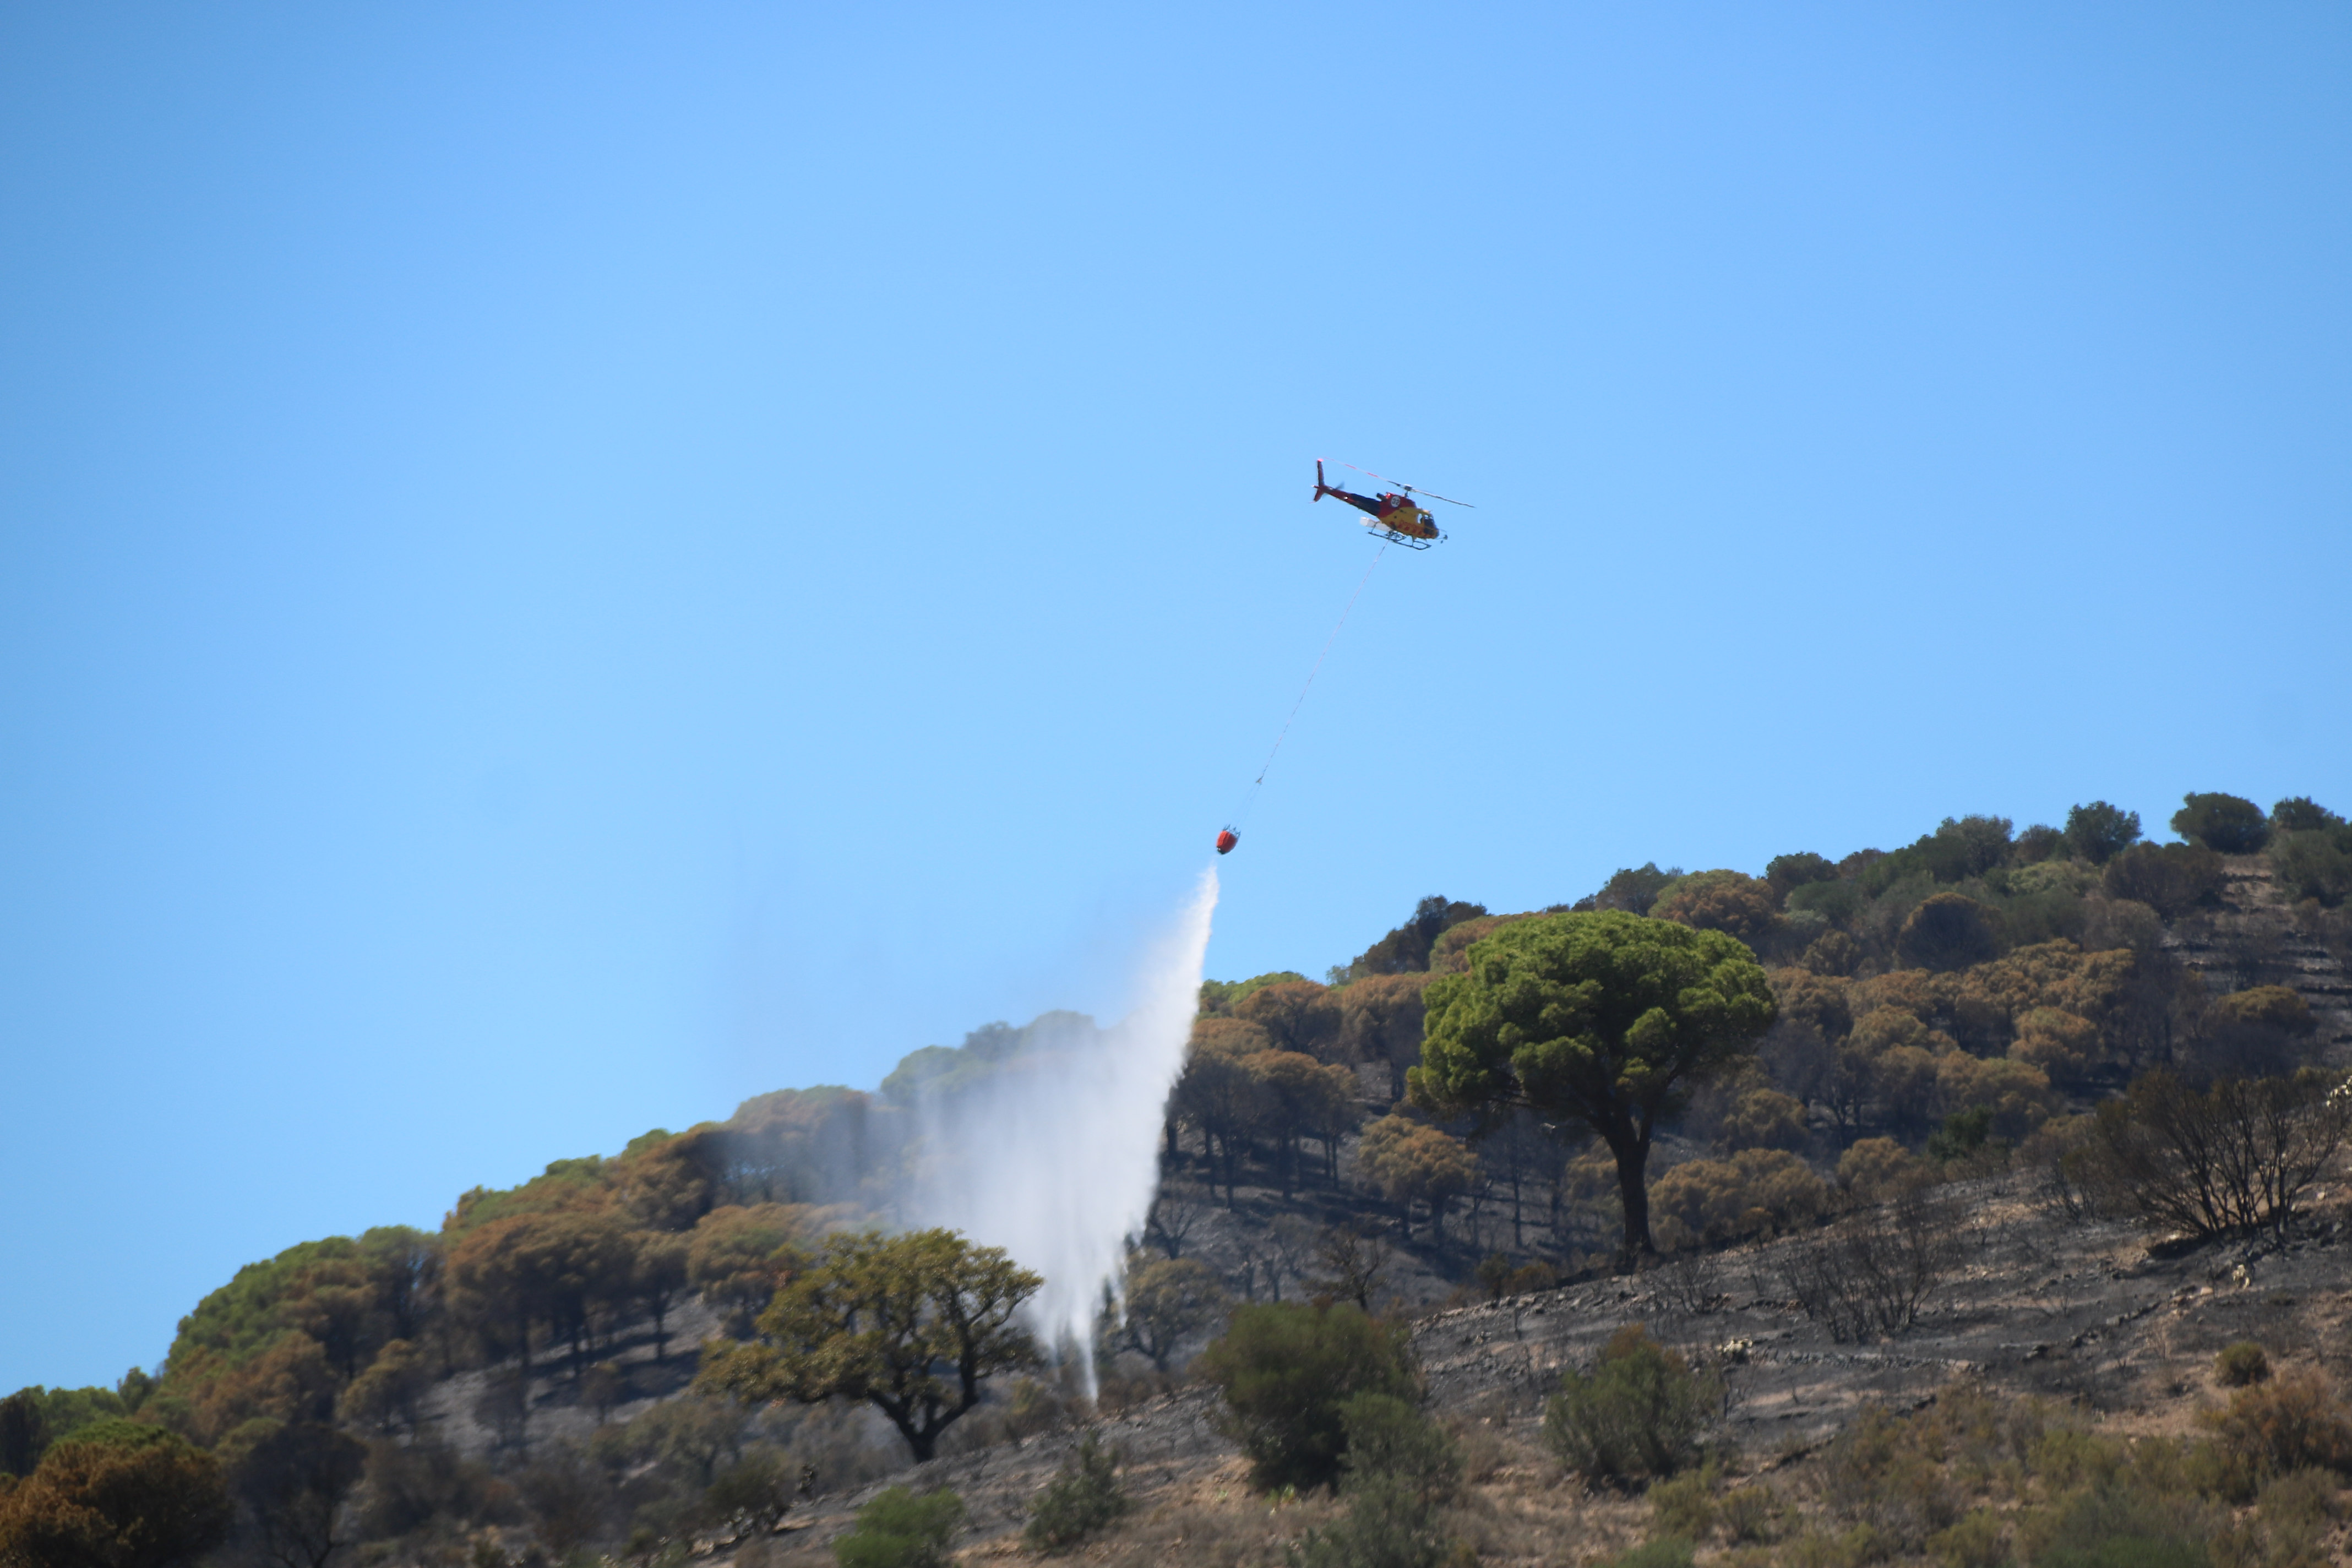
[698,1166,2352,1567]
[2173,857,2352,1058]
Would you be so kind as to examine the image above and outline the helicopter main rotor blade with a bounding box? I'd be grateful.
[1401,487,1474,509]
[1336,460,1474,508]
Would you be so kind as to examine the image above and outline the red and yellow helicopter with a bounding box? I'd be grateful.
[1311,459,1471,549]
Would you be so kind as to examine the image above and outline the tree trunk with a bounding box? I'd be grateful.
[1609,1133,1654,1258]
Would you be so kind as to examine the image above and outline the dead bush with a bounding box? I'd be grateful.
[1776,1184,1957,1342]
[2076,1069,2352,1240]
[1650,1250,1723,1315]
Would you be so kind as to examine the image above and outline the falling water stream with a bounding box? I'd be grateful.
[896,869,1219,1389]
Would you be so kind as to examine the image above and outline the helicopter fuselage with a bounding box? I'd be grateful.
[1316,483,1439,540]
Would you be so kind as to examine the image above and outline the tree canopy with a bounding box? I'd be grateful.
[1412,911,1775,1255]
[696,1228,1040,1462]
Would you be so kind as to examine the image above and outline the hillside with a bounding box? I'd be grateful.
[7,790,2352,1568]
[753,1170,2352,1566]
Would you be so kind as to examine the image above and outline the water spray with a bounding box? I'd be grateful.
[896,869,1218,1392]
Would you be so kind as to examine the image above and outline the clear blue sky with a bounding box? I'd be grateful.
[3,4,2346,1391]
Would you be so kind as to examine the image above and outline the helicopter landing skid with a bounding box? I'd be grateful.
[1365,524,1439,550]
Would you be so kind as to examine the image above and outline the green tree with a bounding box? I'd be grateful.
[356,1227,442,1346]
[1412,912,1775,1257]
[1195,1303,1418,1491]
[1119,1256,1231,1374]
[1336,1392,1460,1505]
[1288,1395,1461,1568]
[2066,801,2142,865]
[2173,792,2271,854]
[0,1424,232,1568]
[2272,797,2344,833]
[698,1229,1041,1462]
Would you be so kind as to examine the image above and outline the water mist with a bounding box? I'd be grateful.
[897,869,1218,1390]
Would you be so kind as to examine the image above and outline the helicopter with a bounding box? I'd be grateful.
[1311,459,1472,549]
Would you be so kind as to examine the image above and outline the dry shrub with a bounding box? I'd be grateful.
[1080,1489,1342,1568]
[1924,1509,2006,1568]
[1821,1407,1967,1551]
[1776,1184,1957,1342]
[1634,1250,1717,1319]
[1647,1462,1718,1539]
[2010,1008,2100,1084]
[2020,1115,2095,1221]
[2216,1342,2273,1389]
[1937,1052,2059,1139]
[1718,1088,1811,1154]
[1716,1483,1778,1544]
[1834,1138,1919,1199]
[2201,1374,2352,1480]
[1649,1150,1827,1249]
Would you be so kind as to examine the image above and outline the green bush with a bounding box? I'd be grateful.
[1023,1432,1127,1553]
[1924,1509,2007,1568]
[1647,1463,1716,1539]
[1336,1394,1459,1505]
[1287,1396,1461,1568]
[2025,1481,2213,1568]
[2272,797,2344,834]
[2214,1342,2271,1389]
[832,1487,963,1568]
[1718,1483,1778,1543]
[2271,826,2352,907]
[1196,1303,1418,1491]
[2173,793,2271,855]
[1925,1106,1997,1164]
[1285,1475,1448,1568]
[1542,1326,1718,1484]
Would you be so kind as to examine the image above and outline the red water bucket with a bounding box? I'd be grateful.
[1215,828,1238,855]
